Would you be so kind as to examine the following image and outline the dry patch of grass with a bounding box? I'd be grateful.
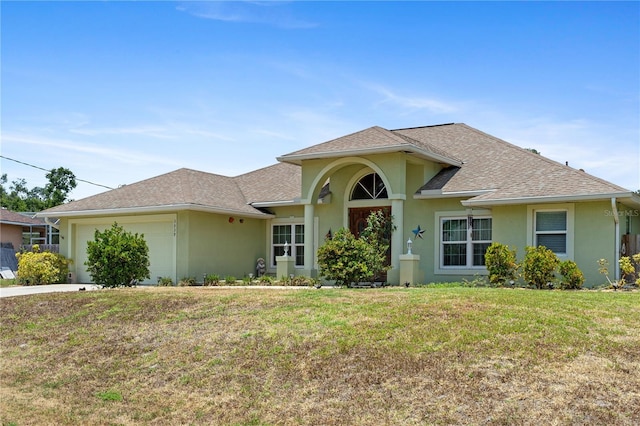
[1,287,639,425]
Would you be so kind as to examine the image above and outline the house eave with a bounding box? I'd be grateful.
[278,145,462,167]
[414,189,495,200]
[249,199,302,208]
[36,203,275,219]
[461,192,639,207]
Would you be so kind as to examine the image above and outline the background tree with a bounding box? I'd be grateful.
[85,223,150,288]
[0,167,77,211]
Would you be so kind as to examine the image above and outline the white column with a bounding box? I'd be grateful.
[304,203,316,277]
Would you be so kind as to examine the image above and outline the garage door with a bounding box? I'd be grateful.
[73,215,176,285]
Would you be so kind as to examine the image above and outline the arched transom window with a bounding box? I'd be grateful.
[350,173,388,200]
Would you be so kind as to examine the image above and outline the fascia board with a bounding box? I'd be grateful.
[36,204,274,219]
[278,145,462,167]
[461,192,637,207]
[414,189,495,199]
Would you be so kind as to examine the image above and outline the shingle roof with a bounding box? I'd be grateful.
[394,124,630,204]
[234,163,301,204]
[0,209,46,226]
[39,164,303,217]
[38,123,636,217]
[278,125,463,166]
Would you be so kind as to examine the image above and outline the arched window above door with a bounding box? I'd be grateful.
[350,173,388,200]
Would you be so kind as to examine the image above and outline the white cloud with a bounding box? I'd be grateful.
[176,1,318,29]
[364,83,459,114]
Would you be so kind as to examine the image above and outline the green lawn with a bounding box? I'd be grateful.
[1,286,638,425]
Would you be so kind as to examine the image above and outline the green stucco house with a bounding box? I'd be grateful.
[38,123,640,286]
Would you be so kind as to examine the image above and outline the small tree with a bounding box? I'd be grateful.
[317,228,374,287]
[359,210,395,282]
[85,223,150,288]
[522,245,559,289]
[484,242,518,286]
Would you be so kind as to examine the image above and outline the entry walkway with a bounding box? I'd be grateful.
[0,284,99,298]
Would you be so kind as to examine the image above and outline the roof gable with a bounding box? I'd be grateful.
[278,125,462,166]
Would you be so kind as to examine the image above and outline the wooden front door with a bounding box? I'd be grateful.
[348,206,392,282]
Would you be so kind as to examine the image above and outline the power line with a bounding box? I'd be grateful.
[0,155,114,190]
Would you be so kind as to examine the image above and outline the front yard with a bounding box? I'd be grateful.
[1,286,638,425]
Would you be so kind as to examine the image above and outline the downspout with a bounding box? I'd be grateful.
[611,198,620,281]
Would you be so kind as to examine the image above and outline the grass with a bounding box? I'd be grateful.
[0,278,17,287]
[1,286,639,425]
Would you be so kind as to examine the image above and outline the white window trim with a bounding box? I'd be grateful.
[526,204,574,260]
[269,218,305,268]
[434,210,492,275]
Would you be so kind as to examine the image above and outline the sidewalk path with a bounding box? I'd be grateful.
[0,284,100,298]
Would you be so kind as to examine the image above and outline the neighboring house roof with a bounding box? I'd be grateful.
[38,164,301,218]
[0,209,47,226]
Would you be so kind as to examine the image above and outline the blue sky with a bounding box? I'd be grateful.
[2,1,639,200]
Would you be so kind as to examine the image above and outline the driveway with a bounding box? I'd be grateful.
[0,284,100,298]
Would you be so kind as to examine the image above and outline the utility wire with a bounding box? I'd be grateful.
[0,155,114,190]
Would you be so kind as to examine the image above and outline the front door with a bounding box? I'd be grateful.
[348,206,391,282]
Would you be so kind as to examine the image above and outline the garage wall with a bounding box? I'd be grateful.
[69,214,177,284]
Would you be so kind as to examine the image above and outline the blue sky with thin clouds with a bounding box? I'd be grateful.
[1,1,638,200]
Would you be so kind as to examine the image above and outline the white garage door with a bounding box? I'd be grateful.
[73,215,176,285]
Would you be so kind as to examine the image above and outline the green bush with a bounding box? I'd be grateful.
[522,245,559,289]
[258,275,273,284]
[317,211,394,287]
[317,228,376,287]
[157,276,174,286]
[85,222,150,288]
[224,276,237,285]
[16,245,71,285]
[178,277,197,286]
[204,274,220,286]
[558,260,584,290]
[484,242,518,287]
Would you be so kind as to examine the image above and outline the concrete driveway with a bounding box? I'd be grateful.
[0,284,100,298]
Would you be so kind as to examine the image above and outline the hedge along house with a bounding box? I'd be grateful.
[38,123,640,286]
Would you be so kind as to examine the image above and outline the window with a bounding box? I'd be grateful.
[272,224,304,267]
[441,217,492,268]
[535,211,567,254]
[350,173,388,200]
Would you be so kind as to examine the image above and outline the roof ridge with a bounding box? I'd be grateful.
[391,123,457,132]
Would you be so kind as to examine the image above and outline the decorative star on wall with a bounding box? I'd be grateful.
[412,225,425,239]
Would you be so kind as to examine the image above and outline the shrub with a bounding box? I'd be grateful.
[16,245,71,285]
[484,242,518,287]
[522,245,559,289]
[258,275,273,284]
[157,276,174,286]
[558,260,584,290]
[178,277,197,286]
[317,211,394,287]
[85,222,150,288]
[204,273,220,286]
[317,228,375,287]
[224,276,237,285]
